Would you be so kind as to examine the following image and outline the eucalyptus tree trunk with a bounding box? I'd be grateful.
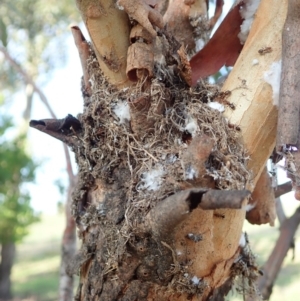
[0,243,15,300]
[30,0,290,300]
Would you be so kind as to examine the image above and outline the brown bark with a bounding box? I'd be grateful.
[164,0,208,53]
[246,167,276,226]
[0,243,16,300]
[190,2,244,85]
[277,0,300,148]
[71,26,92,96]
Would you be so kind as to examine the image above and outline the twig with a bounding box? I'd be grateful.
[274,181,293,198]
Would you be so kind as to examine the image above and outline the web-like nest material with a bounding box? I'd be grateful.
[70,47,254,297]
[73,50,251,225]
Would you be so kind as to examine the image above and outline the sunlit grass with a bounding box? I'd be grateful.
[12,213,64,301]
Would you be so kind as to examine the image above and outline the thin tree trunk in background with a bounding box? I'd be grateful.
[246,206,300,301]
[59,177,77,301]
[0,243,16,300]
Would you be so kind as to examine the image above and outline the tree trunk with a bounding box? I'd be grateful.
[30,0,290,300]
[0,243,16,300]
[59,178,77,301]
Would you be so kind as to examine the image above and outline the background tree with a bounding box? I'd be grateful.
[0,114,38,300]
[0,1,80,300]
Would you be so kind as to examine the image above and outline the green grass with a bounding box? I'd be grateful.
[12,213,65,301]
[11,200,300,301]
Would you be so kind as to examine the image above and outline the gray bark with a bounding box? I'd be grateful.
[0,243,16,300]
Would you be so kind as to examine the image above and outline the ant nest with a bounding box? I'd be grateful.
[71,45,252,296]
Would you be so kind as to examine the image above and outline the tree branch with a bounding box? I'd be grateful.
[247,206,300,300]
[0,45,75,181]
[274,181,293,198]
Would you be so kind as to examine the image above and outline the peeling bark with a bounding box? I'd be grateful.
[277,0,300,148]
[190,2,244,85]
[164,0,208,53]
[71,26,92,96]
[246,167,276,226]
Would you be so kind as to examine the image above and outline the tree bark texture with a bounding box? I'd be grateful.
[0,243,16,300]
[277,0,300,148]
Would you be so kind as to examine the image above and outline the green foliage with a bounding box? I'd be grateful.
[0,117,39,244]
[0,0,79,92]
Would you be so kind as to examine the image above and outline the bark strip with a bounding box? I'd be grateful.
[144,188,250,239]
[277,0,300,148]
[71,26,92,96]
[246,167,276,226]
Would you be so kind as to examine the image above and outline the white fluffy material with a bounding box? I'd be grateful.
[191,276,200,285]
[208,102,225,112]
[242,203,256,212]
[238,0,261,44]
[263,60,282,106]
[252,58,259,65]
[185,166,197,180]
[140,166,164,191]
[184,116,198,137]
[113,101,131,123]
[239,232,246,247]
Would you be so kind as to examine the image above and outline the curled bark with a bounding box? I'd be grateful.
[118,0,164,37]
[164,0,208,53]
[127,24,155,81]
[29,115,81,147]
[144,188,251,239]
[128,95,152,136]
[277,0,300,148]
[246,167,276,226]
[71,26,92,96]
